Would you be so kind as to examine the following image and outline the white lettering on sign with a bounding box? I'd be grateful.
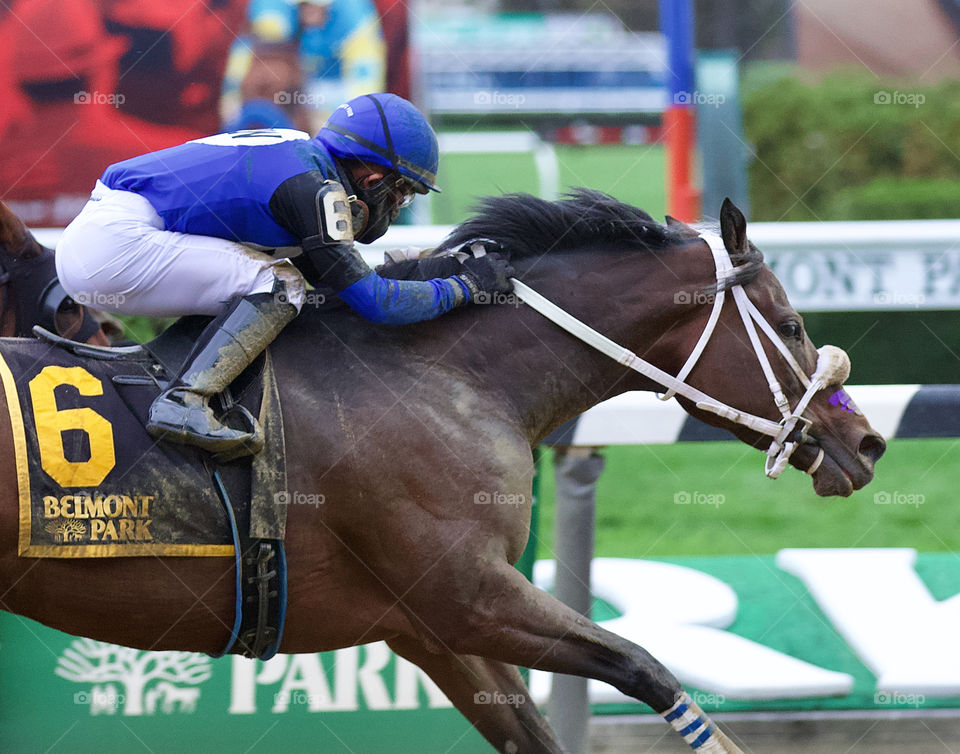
[228,643,451,714]
[764,248,960,311]
[777,548,960,696]
[530,558,853,703]
[924,251,960,297]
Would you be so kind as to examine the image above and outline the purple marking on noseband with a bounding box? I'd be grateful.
[828,388,860,414]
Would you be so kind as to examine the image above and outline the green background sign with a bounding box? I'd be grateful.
[3,553,958,752]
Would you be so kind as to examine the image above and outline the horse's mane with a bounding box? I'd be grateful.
[437,188,680,259]
[434,189,764,287]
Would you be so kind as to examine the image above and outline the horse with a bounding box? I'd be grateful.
[0,191,884,753]
[0,201,115,344]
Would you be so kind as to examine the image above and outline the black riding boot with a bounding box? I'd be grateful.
[146,290,297,455]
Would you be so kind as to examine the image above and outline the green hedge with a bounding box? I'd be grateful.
[802,311,960,385]
[112,314,171,344]
[835,177,959,220]
[743,71,960,221]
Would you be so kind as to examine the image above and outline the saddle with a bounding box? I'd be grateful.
[25,318,288,660]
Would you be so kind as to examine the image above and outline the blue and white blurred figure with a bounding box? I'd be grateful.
[222,0,386,130]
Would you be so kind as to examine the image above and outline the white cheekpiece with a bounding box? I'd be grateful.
[56,181,306,317]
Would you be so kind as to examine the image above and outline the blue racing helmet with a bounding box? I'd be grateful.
[317,93,441,193]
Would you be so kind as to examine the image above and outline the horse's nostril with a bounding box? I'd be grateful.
[859,433,886,464]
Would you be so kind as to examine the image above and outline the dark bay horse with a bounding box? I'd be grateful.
[0,201,115,343]
[0,192,884,753]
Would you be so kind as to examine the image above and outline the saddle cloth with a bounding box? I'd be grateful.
[2,317,283,558]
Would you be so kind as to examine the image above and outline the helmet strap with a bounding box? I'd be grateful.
[332,158,376,242]
[349,199,370,239]
[351,179,395,243]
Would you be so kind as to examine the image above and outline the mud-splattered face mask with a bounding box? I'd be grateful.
[348,173,417,244]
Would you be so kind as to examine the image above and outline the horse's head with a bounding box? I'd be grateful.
[440,189,883,497]
[651,199,884,496]
[0,201,115,344]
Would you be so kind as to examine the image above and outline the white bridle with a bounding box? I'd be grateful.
[509,232,851,479]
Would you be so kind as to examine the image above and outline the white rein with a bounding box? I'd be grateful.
[509,232,851,479]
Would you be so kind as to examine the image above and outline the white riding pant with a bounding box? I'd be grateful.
[56,181,306,317]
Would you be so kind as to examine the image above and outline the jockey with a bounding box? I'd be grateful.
[56,93,514,456]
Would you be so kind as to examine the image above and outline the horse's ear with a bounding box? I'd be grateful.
[0,201,30,251]
[665,215,700,239]
[719,198,748,256]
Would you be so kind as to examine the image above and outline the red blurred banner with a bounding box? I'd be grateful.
[0,0,410,227]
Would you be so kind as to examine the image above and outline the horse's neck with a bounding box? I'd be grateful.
[0,238,42,337]
[0,252,15,338]
[0,234,41,263]
[463,256,678,445]
[0,291,15,338]
[282,248,690,446]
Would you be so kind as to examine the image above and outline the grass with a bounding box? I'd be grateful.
[533,438,960,558]
[429,141,666,225]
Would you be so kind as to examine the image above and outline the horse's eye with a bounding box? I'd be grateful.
[778,322,802,340]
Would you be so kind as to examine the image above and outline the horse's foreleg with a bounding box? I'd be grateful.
[387,635,567,754]
[409,563,743,754]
